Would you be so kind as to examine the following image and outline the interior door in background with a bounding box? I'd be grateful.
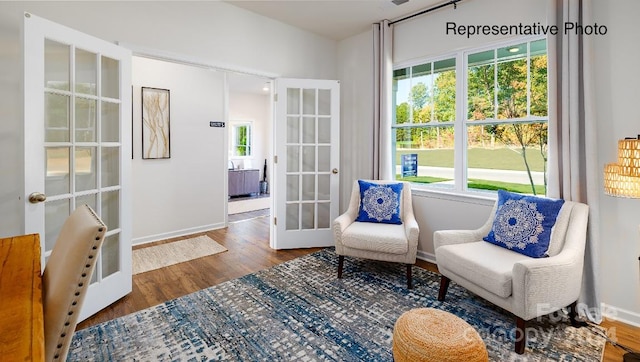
[272,79,340,249]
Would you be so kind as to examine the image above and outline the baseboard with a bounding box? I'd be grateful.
[602,303,640,328]
[132,222,226,246]
[416,250,437,265]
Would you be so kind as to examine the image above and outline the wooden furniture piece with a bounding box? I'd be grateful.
[228,169,260,197]
[0,233,45,361]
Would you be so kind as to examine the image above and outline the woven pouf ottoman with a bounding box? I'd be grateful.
[393,308,488,362]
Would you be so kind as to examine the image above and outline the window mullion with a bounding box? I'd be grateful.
[454,52,466,193]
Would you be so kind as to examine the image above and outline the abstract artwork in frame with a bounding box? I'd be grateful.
[142,87,171,159]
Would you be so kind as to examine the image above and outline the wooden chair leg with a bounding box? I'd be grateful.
[406,264,412,289]
[337,255,344,279]
[515,316,526,354]
[568,300,586,327]
[437,276,450,301]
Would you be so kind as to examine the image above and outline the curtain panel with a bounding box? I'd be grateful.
[373,20,394,180]
[547,0,602,323]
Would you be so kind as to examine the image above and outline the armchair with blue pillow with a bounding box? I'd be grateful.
[434,190,589,354]
[333,180,419,289]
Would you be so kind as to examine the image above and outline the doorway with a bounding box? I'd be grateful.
[227,73,273,223]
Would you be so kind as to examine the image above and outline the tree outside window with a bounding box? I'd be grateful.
[392,38,548,196]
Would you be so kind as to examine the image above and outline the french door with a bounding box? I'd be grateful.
[272,79,340,249]
[23,13,132,321]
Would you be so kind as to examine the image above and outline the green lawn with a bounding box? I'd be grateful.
[397,175,546,195]
[396,147,546,172]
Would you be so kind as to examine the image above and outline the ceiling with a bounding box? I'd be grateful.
[226,0,445,94]
[226,0,445,41]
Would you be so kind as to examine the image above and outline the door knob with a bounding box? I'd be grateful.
[332,168,339,174]
[28,192,47,204]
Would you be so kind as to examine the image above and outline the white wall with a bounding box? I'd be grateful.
[228,91,271,182]
[131,57,226,243]
[591,0,640,327]
[0,2,337,240]
[337,0,640,326]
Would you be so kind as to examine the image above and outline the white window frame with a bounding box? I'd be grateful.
[392,35,548,197]
[229,120,253,158]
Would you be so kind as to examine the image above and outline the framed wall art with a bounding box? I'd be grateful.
[141,87,171,159]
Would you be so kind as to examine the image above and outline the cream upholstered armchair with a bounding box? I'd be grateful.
[333,180,419,288]
[43,205,107,362]
[434,191,589,354]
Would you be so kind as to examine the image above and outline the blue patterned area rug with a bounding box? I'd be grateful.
[69,248,605,361]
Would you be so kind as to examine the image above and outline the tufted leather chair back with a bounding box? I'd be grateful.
[42,204,107,362]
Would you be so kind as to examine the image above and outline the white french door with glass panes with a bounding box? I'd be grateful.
[23,13,132,321]
[272,79,340,249]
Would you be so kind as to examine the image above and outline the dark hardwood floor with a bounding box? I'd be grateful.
[77,213,638,361]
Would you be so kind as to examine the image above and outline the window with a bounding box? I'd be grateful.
[392,38,548,196]
[230,122,252,157]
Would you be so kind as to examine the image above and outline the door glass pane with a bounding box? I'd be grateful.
[302,117,315,144]
[286,203,299,230]
[45,93,70,142]
[318,89,331,115]
[287,146,299,172]
[102,233,120,278]
[75,97,97,142]
[318,146,330,172]
[75,48,97,95]
[286,175,299,201]
[318,117,330,144]
[44,199,70,252]
[75,147,96,191]
[301,203,315,229]
[45,147,70,196]
[102,190,120,230]
[318,202,330,228]
[302,175,315,201]
[287,88,300,114]
[287,116,299,143]
[302,146,315,172]
[76,193,97,212]
[101,101,120,142]
[102,147,120,187]
[101,56,120,99]
[302,88,316,114]
[44,39,69,91]
[318,174,330,201]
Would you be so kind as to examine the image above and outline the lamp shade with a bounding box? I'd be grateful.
[618,138,640,177]
[604,138,640,198]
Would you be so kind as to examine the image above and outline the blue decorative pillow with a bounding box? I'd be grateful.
[483,190,564,258]
[355,180,403,224]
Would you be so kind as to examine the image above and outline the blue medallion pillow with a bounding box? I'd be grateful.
[483,190,565,258]
[355,180,403,224]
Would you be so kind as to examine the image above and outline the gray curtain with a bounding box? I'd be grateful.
[372,20,393,180]
[547,0,601,323]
